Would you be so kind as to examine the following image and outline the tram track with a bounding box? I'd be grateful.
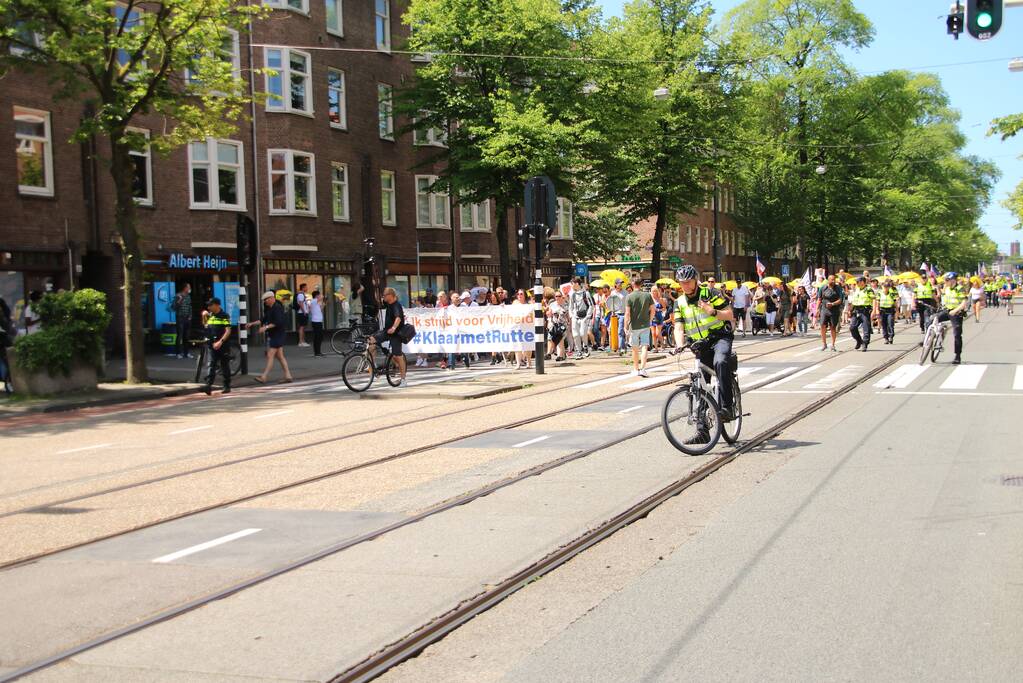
[0,335,821,570]
[0,341,913,682]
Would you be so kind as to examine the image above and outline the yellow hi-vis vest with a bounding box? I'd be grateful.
[678,285,727,341]
[879,289,898,309]
[916,282,934,299]
[942,286,966,309]
[849,287,875,308]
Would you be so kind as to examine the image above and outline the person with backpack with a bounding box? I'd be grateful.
[172,283,193,359]
[568,277,593,359]
[294,283,309,348]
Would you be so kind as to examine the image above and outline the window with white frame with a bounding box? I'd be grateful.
[381,170,396,226]
[114,3,144,72]
[460,200,490,232]
[326,0,343,35]
[188,138,245,210]
[9,22,41,57]
[704,227,710,254]
[377,83,393,139]
[331,162,349,221]
[14,106,53,196]
[269,150,315,215]
[685,226,691,253]
[327,69,346,129]
[127,128,152,206]
[264,0,308,12]
[414,112,446,147]
[186,29,240,87]
[265,47,312,115]
[415,175,448,228]
[556,198,573,238]
[375,0,390,51]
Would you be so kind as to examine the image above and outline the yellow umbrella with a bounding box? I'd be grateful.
[589,278,607,288]
[788,279,801,289]
[600,269,630,286]
[655,277,676,286]
[761,276,782,285]
[723,280,738,290]
[897,271,922,282]
[742,281,759,289]
[845,276,858,285]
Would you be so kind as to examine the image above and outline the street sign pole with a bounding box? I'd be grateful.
[524,175,558,376]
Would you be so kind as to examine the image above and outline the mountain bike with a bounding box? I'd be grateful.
[192,338,242,383]
[340,338,401,392]
[662,342,744,456]
[919,307,950,365]
[331,316,378,355]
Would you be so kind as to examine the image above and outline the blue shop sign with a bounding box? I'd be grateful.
[168,253,232,271]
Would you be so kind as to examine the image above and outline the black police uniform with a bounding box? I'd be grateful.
[205,308,232,391]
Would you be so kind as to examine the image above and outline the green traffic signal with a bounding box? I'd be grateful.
[976,12,992,28]
[966,0,1002,40]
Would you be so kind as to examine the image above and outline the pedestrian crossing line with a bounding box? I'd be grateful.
[736,366,765,378]
[939,364,988,391]
[759,363,823,389]
[803,366,862,390]
[1014,366,1023,391]
[873,363,929,390]
[875,391,1023,398]
[574,365,669,390]
[741,366,799,388]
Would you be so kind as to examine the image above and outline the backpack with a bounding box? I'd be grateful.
[575,291,591,319]
[292,293,304,313]
[397,322,416,343]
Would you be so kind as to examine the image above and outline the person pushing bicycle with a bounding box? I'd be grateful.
[936,272,969,365]
[674,265,738,428]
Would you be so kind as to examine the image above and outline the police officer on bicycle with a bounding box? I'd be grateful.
[675,265,737,431]
[201,297,232,395]
[936,272,969,365]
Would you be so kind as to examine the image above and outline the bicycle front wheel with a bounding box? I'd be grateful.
[721,378,742,445]
[385,354,402,387]
[331,328,355,355]
[920,327,935,365]
[662,384,722,456]
[341,352,375,392]
[194,347,205,383]
[930,328,945,363]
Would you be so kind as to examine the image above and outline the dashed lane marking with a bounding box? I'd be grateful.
[167,425,213,436]
[151,528,262,564]
[511,435,551,449]
[55,443,114,455]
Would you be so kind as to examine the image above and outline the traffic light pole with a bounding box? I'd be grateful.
[532,233,545,376]
[238,269,248,375]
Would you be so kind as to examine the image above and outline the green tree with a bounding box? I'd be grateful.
[1,0,264,383]
[989,115,1023,231]
[572,206,638,262]
[401,0,598,290]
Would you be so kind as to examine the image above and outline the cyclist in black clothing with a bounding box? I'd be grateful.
[368,287,407,386]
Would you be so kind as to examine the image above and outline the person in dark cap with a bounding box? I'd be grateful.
[201,297,232,395]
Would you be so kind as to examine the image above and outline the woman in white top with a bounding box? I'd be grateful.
[308,290,326,356]
[969,282,984,322]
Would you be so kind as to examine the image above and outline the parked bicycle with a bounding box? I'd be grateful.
[919,305,950,365]
[340,338,401,392]
[331,316,379,356]
[192,338,242,383]
[662,342,744,456]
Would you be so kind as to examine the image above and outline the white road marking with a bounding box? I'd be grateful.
[56,443,113,455]
[617,405,644,414]
[940,365,987,391]
[151,528,262,564]
[1013,366,1023,391]
[759,363,823,389]
[511,435,550,448]
[873,364,929,390]
[168,425,213,436]
[804,366,862,390]
[255,410,293,419]
[622,374,673,389]
[736,366,764,377]
[740,366,798,388]
[573,366,668,390]
[875,391,1023,398]
[751,390,829,395]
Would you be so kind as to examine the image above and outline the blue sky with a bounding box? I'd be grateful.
[597,0,1023,253]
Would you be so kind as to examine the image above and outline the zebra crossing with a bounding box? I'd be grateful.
[871,363,1023,396]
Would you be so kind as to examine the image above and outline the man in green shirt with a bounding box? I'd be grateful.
[625,282,655,377]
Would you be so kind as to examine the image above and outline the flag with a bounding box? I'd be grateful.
[920,261,929,273]
[755,255,766,279]
[930,264,940,278]
[800,268,812,288]
[883,264,893,277]
[980,263,987,276]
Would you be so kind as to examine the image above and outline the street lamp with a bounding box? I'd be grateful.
[815,164,827,175]
[653,87,670,101]
[1009,57,1023,73]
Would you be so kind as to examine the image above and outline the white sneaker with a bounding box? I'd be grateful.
[639,369,649,378]
[630,370,640,377]
[398,379,407,388]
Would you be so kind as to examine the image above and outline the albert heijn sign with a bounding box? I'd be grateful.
[168,253,233,271]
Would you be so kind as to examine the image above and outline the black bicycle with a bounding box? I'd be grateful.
[192,338,242,383]
[662,342,743,456]
[331,316,378,356]
[340,338,401,392]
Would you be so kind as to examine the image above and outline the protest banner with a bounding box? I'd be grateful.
[404,304,537,353]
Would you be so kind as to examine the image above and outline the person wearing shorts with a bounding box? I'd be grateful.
[625,285,655,377]
[817,275,844,352]
[370,287,407,386]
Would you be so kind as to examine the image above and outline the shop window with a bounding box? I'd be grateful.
[331,162,349,222]
[460,200,490,232]
[326,0,343,35]
[377,83,393,139]
[327,69,347,129]
[416,175,448,229]
[381,170,396,226]
[14,106,53,197]
[127,127,152,206]
[265,47,312,115]
[556,198,573,239]
[188,138,245,210]
[375,0,390,52]
[268,149,316,215]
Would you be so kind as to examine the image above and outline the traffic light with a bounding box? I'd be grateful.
[517,226,531,254]
[235,214,257,272]
[947,3,964,39]
[540,225,554,257]
[966,0,1002,40]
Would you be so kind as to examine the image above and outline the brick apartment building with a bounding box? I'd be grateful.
[0,0,576,347]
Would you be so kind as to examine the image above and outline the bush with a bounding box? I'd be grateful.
[13,289,111,376]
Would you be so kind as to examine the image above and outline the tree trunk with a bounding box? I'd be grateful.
[110,136,149,383]
[496,200,514,291]
[650,196,666,280]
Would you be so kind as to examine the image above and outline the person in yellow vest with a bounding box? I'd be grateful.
[915,274,937,334]
[936,272,969,364]
[847,276,878,351]
[674,265,738,439]
[878,280,899,344]
[201,297,232,395]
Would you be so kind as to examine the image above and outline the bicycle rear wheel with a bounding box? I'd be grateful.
[662,384,721,456]
[193,347,205,383]
[385,354,402,387]
[331,328,356,355]
[341,352,375,392]
[721,378,742,445]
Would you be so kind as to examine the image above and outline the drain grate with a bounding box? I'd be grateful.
[27,506,92,515]
[1001,476,1023,487]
